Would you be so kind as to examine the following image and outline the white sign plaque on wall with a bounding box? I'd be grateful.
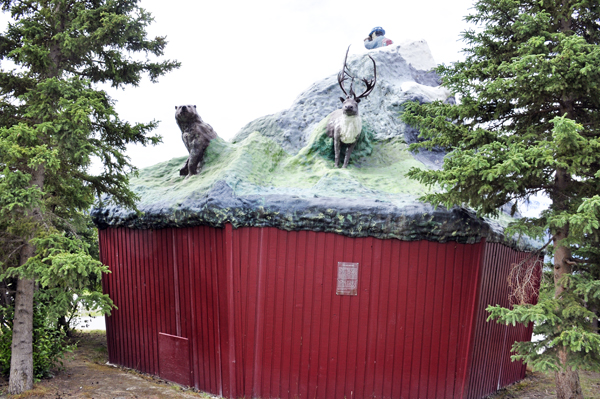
[336,262,359,295]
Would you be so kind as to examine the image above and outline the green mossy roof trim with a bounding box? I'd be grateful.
[91,118,537,251]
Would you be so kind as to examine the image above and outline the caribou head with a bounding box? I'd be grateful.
[337,46,377,117]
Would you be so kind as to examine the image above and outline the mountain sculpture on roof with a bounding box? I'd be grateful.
[232,40,451,168]
[92,41,535,250]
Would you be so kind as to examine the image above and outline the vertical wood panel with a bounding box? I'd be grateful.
[458,241,484,399]
[193,224,223,394]
[259,227,276,396]
[280,230,298,399]
[352,236,373,399]
[99,229,112,363]
[211,226,225,396]
[374,238,393,399]
[342,235,362,399]
[214,225,231,398]
[272,229,288,399]
[382,242,400,397]
[427,241,448,398]
[436,243,456,398]
[196,226,210,389]
[290,230,307,398]
[146,230,158,375]
[135,230,149,372]
[325,234,342,399]
[115,227,125,367]
[232,227,247,396]
[188,227,199,389]
[251,228,268,398]
[298,231,318,399]
[121,228,133,368]
[311,230,329,399]
[413,240,431,399]
[112,228,124,367]
[391,240,411,399]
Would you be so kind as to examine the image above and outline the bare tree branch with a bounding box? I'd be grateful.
[508,235,553,305]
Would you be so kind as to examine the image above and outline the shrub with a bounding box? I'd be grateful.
[0,301,72,379]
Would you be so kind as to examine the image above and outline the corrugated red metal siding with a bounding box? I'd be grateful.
[99,226,224,394]
[99,224,537,399]
[226,225,484,399]
[463,242,541,399]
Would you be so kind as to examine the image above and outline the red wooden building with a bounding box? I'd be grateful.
[98,223,540,399]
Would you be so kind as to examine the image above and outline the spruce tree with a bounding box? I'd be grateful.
[402,1,600,398]
[0,0,179,394]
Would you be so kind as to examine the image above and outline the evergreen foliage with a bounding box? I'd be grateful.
[0,0,179,393]
[401,1,600,397]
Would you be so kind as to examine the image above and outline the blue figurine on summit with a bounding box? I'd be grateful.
[364,26,393,50]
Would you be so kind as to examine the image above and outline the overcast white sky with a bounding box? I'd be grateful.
[1,0,476,169]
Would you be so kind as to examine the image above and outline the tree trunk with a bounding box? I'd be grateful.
[8,274,35,394]
[58,315,73,338]
[552,226,582,399]
[8,165,45,394]
[552,166,583,399]
[555,348,583,399]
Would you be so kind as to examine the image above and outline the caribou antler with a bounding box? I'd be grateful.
[337,46,353,98]
[336,46,377,102]
[355,55,376,100]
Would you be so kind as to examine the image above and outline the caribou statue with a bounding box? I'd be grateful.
[326,47,377,168]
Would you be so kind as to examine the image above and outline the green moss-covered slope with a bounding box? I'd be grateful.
[92,116,534,250]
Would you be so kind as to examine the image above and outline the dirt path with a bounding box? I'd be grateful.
[0,331,211,399]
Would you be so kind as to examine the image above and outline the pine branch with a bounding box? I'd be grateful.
[1,243,25,266]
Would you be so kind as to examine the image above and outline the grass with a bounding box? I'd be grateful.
[488,370,600,398]
[5,386,52,399]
